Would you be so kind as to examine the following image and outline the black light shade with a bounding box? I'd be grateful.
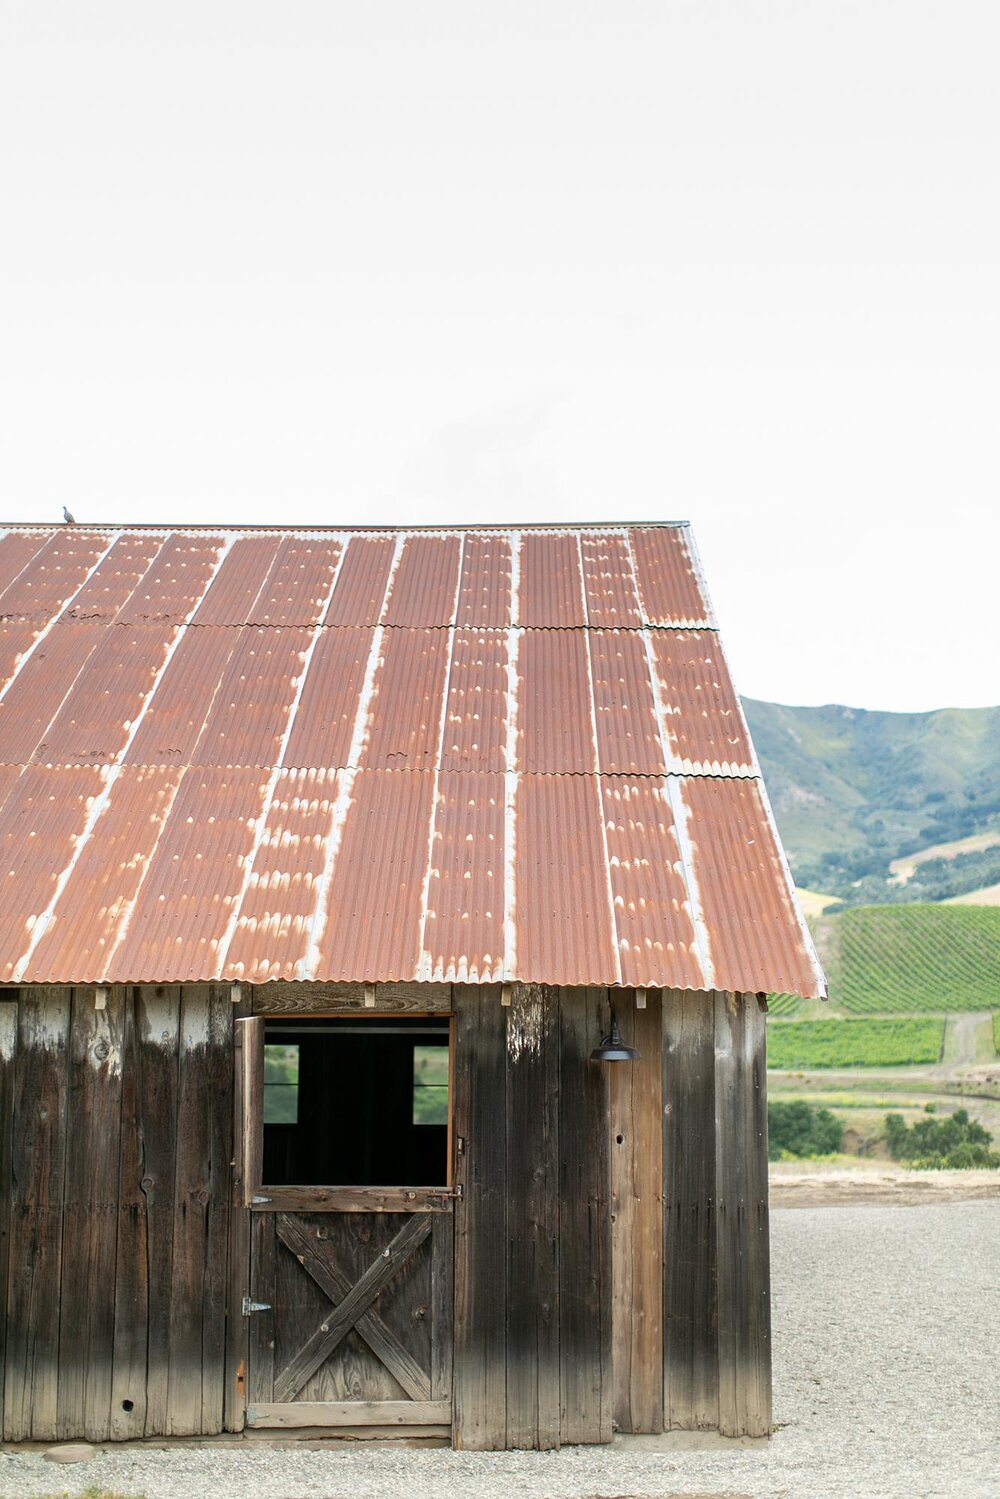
[590,1013,640,1063]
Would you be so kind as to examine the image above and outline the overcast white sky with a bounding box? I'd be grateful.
[1,3,996,712]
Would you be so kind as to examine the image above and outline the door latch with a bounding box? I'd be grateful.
[242,1296,271,1316]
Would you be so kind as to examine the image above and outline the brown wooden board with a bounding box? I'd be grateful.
[111,990,150,1439]
[4,989,71,1440]
[251,1186,454,1214]
[504,984,560,1450]
[452,983,507,1450]
[252,983,453,1015]
[225,993,253,1432]
[57,988,126,1441]
[133,986,181,1436]
[558,986,612,1446]
[0,998,17,1440]
[714,993,771,1437]
[167,987,232,1435]
[662,988,719,1431]
[610,990,663,1433]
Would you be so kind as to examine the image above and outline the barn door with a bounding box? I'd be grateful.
[239,1015,455,1431]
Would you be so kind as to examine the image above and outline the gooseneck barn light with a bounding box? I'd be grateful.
[590,1004,640,1063]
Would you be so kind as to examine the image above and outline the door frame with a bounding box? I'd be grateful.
[232,1010,458,1431]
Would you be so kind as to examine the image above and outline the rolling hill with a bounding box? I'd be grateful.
[744,699,1000,905]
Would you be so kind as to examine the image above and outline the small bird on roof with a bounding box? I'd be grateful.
[62,506,75,524]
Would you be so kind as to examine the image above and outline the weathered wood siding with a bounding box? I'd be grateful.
[452,983,612,1451]
[610,992,663,1433]
[0,985,234,1442]
[663,989,771,1438]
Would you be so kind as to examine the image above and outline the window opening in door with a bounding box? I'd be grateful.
[261,1016,450,1188]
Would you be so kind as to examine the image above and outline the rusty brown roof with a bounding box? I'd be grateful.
[0,523,825,995]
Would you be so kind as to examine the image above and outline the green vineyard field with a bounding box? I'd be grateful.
[767,1017,945,1069]
[771,904,1000,1016]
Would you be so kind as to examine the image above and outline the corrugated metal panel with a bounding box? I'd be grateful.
[589,629,666,774]
[440,629,508,773]
[516,628,595,773]
[0,522,825,997]
[681,776,826,997]
[629,526,713,627]
[0,529,115,617]
[324,536,396,626]
[518,532,586,627]
[422,768,505,982]
[601,776,705,990]
[456,533,512,628]
[650,630,755,774]
[225,766,341,983]
[514,773,619,985]
[315,768,437,981]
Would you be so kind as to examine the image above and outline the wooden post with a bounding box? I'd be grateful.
[610,990,663,1433]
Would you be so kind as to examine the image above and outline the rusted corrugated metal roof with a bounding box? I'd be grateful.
[0,523,825,996]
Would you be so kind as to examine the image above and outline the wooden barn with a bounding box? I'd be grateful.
[0,522,824,1450]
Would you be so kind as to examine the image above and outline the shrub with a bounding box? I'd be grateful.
[768,1100,844,1161]
[883,1108,1000,1169]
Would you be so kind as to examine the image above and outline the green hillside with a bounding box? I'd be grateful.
[776,904,1000,1015]
[744,699,1000,905]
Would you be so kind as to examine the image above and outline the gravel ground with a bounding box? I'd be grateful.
[2,1199,997,1499]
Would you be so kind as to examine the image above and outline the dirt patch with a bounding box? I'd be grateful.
[770,1163,1000,1207]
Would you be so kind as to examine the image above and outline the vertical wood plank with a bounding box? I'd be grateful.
[111,989,149,1439]
[429,1211,454,1403]
[0,999,18,1441]
[167,986,231,1436]
[57,987,126,1442]
[504,983,560,1451]
[248,1211,276,1407]
[4,989,71,1441]
[452,983,507,1450]
[200,987,234,1435]
[662,988,719,1431]
[225,995,253,1432]
[240,1015,264,1207]
[715,992,771,1437]
[135,985,181,1437]
[610,989,663,1433]
[558,985,612,1446]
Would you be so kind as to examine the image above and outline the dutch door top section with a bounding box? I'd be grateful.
[0,523,825,996]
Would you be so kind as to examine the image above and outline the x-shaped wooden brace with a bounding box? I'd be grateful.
[273,1212,433,1404]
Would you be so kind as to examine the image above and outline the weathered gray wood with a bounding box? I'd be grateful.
[663,989,719,1431]
[4,989,71,1440]
[57,987,126,1441]
[610,990,663,1434]
[239,1015,263,1207]
[430,1211,454,1403]
[110,989,149,1440]
[133,986,181,1437]
[0,999,17,1441]
[247,1399,450,1427]
[275,1213,432,1402]
[505,983,560,1451]
[273,1214,432,1403]
[715,992,771,1437]
[251,1185,454,1214]
[200,987,234,1434]
[558,986,613,1446]
[251,983,453,1015]
[166,987,232,1436]
[249,1212,277,1405]
[452,983,508,1451]
[225,992,252,1432]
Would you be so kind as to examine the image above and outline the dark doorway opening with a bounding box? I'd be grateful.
[261,1016,450,1187]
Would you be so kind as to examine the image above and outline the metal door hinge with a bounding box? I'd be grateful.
[251,1194,271,1205]
[242,1297,271,1316]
